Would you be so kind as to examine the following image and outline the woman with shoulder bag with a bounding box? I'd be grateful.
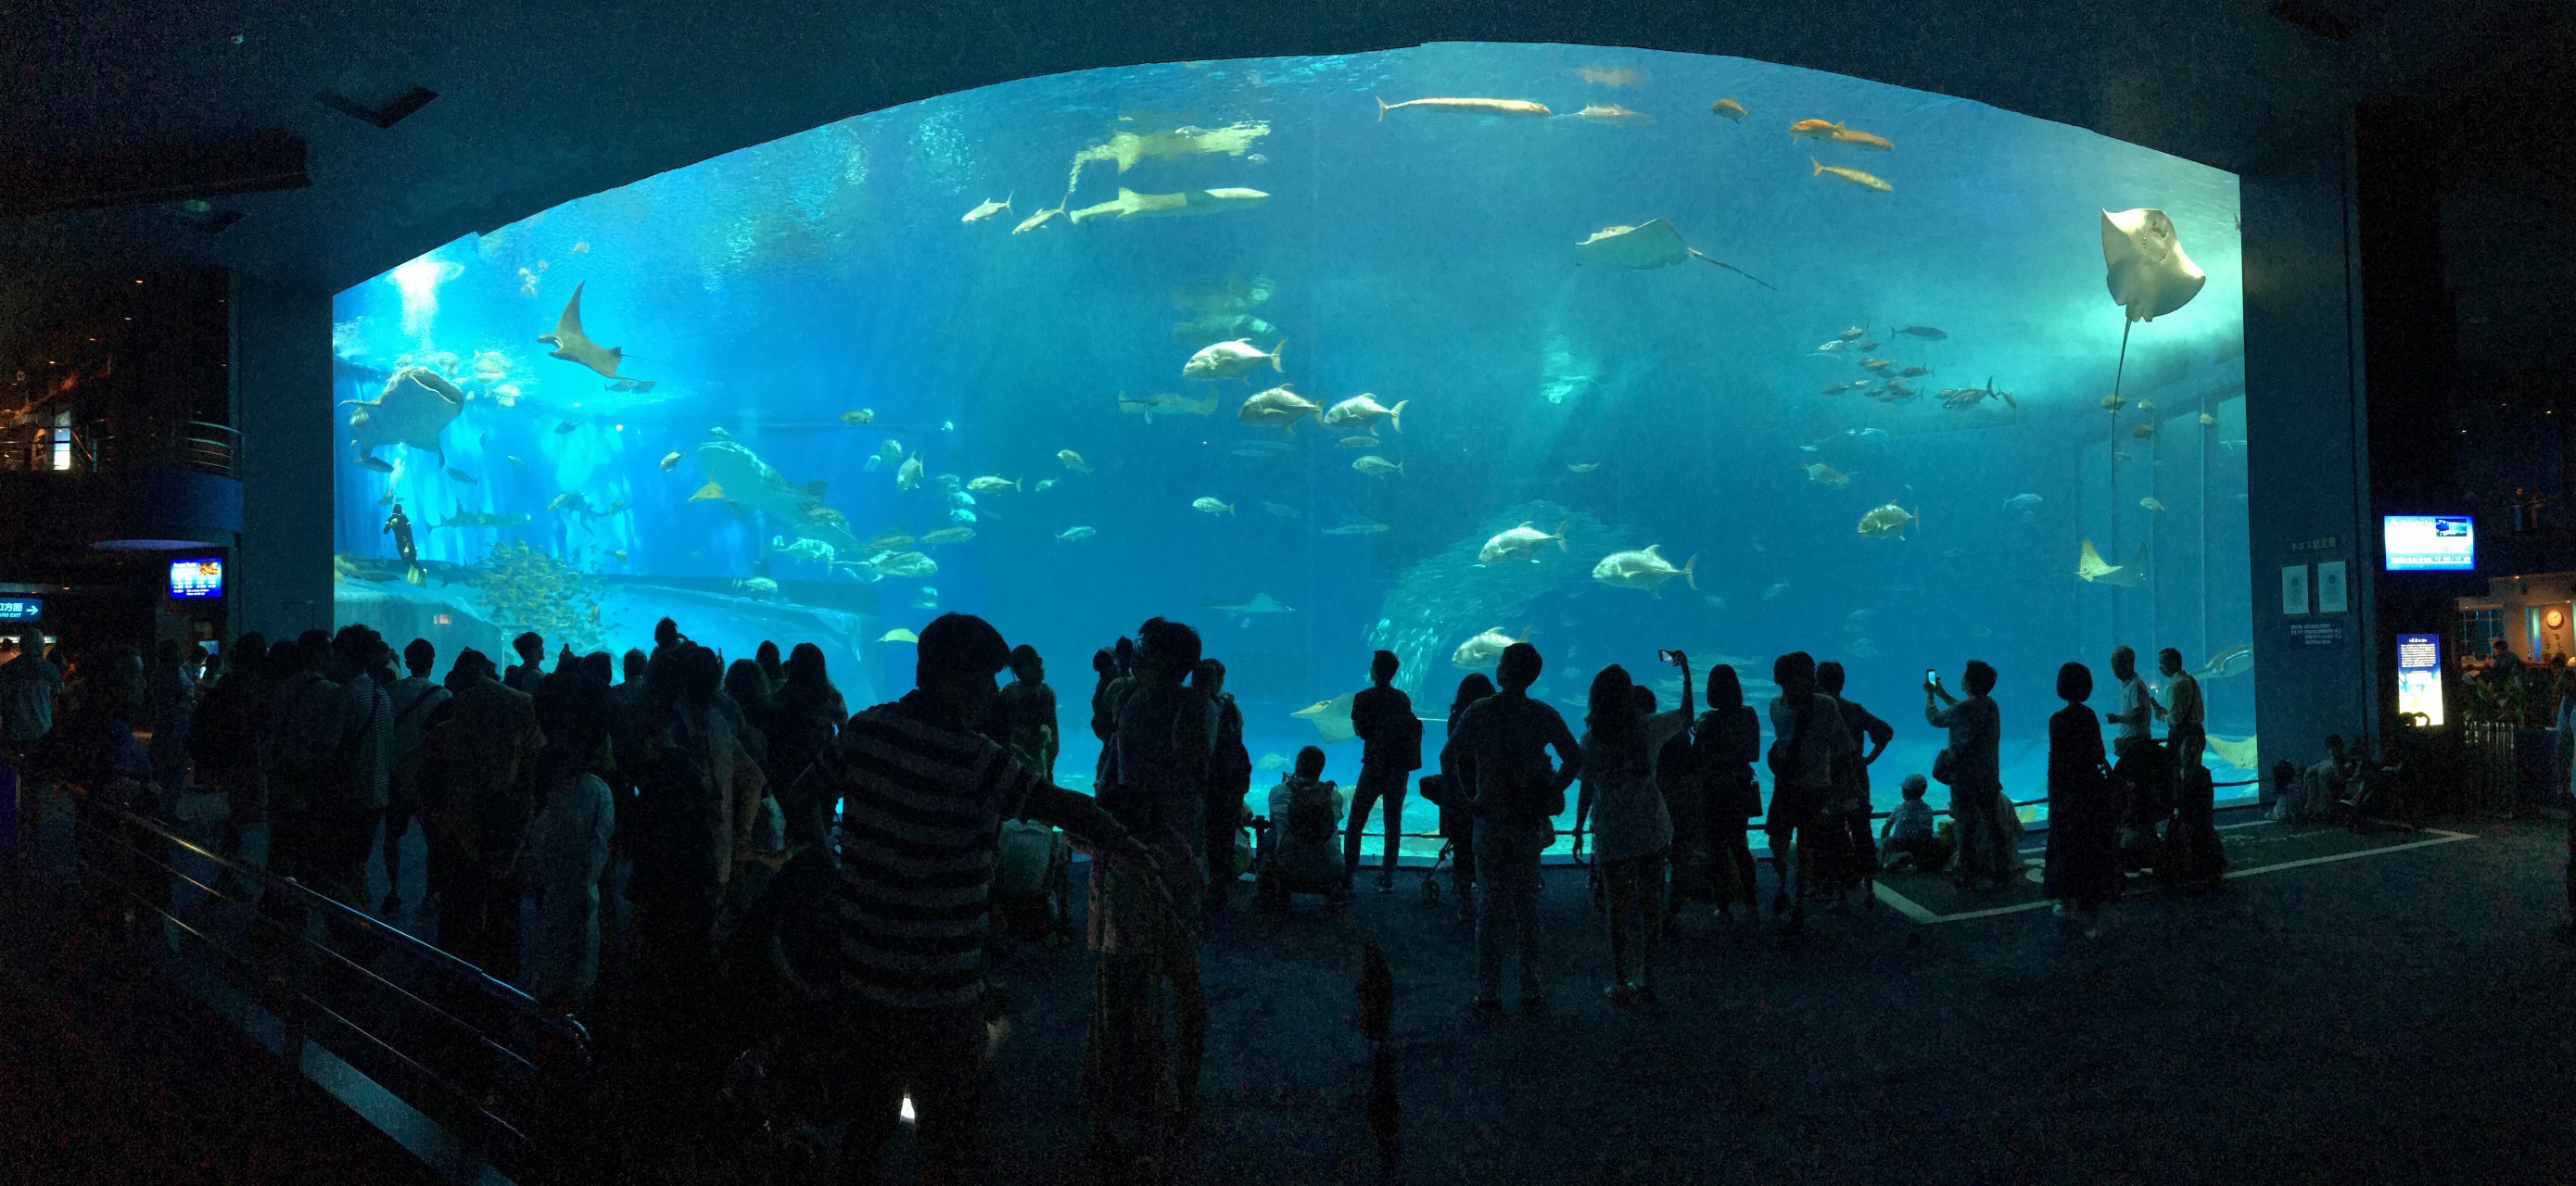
[1694,665,1765,923]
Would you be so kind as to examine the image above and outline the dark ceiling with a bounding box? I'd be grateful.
[0,0,2543,312]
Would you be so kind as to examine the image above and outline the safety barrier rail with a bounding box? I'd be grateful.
[0,418,238,477]
[68,798,590,1182]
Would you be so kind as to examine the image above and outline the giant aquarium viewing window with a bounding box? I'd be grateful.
[332,42,2250,849]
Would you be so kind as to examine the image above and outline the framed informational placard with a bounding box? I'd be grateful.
[2281,564,2311,616]
[2317,561,2348,613]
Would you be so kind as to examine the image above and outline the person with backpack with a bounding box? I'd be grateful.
[1194,657,1253,915]
[1635,652,1696,920]
[1346,650,1423,894]
[1815,661,1893,911]
[260,631,344,912]
[420,649,543,977]
[309,625,395,919]
[626,644,767,982]
[1768,651,1855,934]
[1440,641,1580,1016]
[793,612,1162,1185]
[766,642,846,848]
[1261,745,1347,905]
[1427,674,1496,922]
[195,633,267,886]
[379,637,450,918]
[503,631,546,694]
[1087,616,1215,1170]
[1927,660,2010,890]
[1694,664,1765,922]
[521,672,616,1011]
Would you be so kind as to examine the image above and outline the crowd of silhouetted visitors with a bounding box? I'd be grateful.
[0,613,2282,1180]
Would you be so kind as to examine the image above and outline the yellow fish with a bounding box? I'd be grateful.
[569,241,590,254]
[2140,497,2166,513]
[1856,504,1916,538]
[878,628,919,644]
[1804,462,1851,487]
[689,481,725,502]
[2131,423,2156,439]
[2100,393,2126,411]
[2199,412,2217,426]
[659,451,682,470]
[1827,127,1893,150]
[841,409,875,424]
[1710,98,1749,120]
[1377,96,1552,120]
[2137,399,2157,414]
[1789,119,1843,140]
[1057,448,1091,474]
[1811,158,1893,193]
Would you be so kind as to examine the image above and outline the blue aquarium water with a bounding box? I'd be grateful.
[331,43,2251,857]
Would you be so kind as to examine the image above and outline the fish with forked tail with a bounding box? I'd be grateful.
[1811,158,1893,192]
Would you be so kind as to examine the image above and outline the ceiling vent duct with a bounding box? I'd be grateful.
[0,132,307,217]
[315,86,439,130]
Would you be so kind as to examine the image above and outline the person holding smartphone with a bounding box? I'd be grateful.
[1925,662,2010,890]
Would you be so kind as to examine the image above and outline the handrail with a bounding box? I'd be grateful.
[103,802,590,1060]
[61,793,592,1181]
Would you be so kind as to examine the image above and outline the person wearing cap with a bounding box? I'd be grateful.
[795,612,1161,1186]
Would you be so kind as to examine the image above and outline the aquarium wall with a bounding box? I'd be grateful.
[331,42,2249,852]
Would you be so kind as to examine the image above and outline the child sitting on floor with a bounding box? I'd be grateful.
[1879,774,1955,874]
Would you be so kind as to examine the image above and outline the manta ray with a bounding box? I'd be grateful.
[340,365,464,462]
[2075,539,2150,587]
[1292,691,1360,743]
[1201,592,1295,615]
[1576,220,1776,290]
[2100,208,2207,323]
[538,281,629,379]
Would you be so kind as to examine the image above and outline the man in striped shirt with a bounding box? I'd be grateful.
[805,612,1160,1186]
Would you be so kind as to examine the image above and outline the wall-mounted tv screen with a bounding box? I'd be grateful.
[2384,515,2474,571]
[169,559,224,599]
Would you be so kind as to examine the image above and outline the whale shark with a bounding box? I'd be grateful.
[691,439,864,557]
[340,365,463,462]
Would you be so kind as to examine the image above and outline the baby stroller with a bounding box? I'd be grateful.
[1415,770,1466,904]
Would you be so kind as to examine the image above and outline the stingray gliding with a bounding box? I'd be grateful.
[538,281,637,379]
[1575,219,1777,290]
[2099,208,2207,400]
[2075,538,2149,588]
